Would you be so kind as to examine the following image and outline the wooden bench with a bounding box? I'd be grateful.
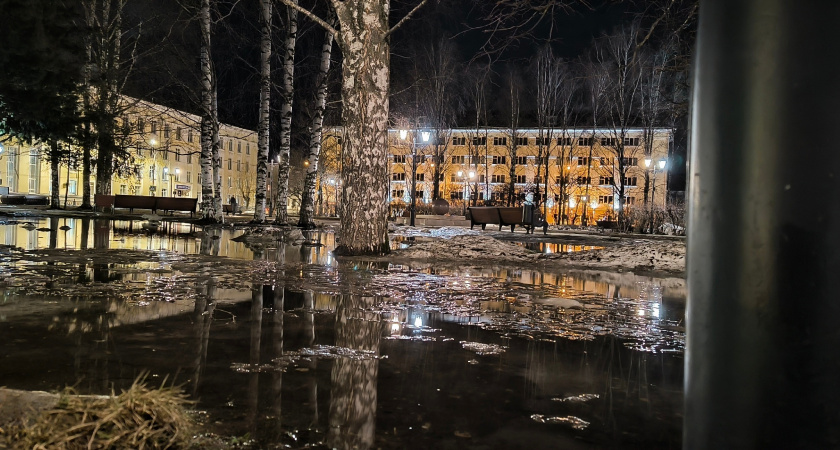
[114,194,158,213]
[497,207,528,232]
[468,206,502,230]
[94,194,115,211]
[156,197,198,216]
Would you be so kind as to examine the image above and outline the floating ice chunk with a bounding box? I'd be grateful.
[460,341,507,355]
[530,414,590,430]
[551,394,600,403]
[539,297,584,309]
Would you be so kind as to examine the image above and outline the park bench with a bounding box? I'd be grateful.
[114,194,157,213]
[94,194,115,211]
[156,197,198,216]
[469,205,547,234]
[24,194,49,205]
[467,206,502,230]
[498,207,530,232]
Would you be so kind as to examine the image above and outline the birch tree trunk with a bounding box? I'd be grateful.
[199,0,216,219]
[253,0,272,223]
[273,2,298,225]
[212,89,223,220]
[332,1,391,255]
[298,14,335,228]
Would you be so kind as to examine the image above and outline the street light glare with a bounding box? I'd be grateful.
[644,158,652,168]
[399,129,407,140]
[421,131,430,142]
[150,138,157,146]
[658,159,667,169]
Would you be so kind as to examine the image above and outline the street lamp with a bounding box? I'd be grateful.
[399,126,429,227]
[173,168,180,197]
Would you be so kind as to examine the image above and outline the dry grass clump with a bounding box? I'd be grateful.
[8,376,194,449]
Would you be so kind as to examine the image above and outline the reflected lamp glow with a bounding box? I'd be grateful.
[414,317,422,328]
[149,138,157,146]
[590,200,598,210]
[568,198,576,208]
[390,321,401,333]
[457,170,463,177]
[468,171,475,178]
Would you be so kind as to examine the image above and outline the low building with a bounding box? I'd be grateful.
[0,98,258,209]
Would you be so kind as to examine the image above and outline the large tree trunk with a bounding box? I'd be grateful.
[332,2,391,254]
[274,2,298,225]
[299,19,335,228]
[253,0,271,223]
[49,143,60,209]
[199,0,216,219]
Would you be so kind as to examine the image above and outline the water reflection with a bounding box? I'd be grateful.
[0,220,685,448]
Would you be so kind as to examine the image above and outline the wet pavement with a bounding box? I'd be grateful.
[0,216,684,449]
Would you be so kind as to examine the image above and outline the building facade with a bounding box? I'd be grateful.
[0,98,258,209]
[321,127,672,224]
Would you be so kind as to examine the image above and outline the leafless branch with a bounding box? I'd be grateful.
[275,0,339,37]
[385,0,430,38]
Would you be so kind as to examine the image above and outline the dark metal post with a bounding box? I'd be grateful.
[687,1,840,447]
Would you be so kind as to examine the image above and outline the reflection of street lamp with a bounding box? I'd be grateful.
[399,126,429,226]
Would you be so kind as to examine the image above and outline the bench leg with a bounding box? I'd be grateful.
[481,224,486,230]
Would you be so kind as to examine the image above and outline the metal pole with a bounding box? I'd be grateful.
[687,1,840,447]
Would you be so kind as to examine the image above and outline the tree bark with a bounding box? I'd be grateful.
[199,0,215,219]
[253,0,272,223]
[299,16,335,228]
[212,88,223,220]
[332,1,391,255]
[274,2,298,225]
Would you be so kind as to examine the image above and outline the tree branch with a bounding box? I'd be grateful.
[274,0,338,37]
[385,0,430,39]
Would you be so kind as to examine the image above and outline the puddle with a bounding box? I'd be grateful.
[0,217,684,449]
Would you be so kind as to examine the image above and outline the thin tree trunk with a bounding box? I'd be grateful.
[299,17,335,228]
[199,0,215,219]
[50,143,60,209]
[332,1,391,255]
[274,2,298,225]
[80,2,94,209]
[212,88,223,221]
[253,0,271,222]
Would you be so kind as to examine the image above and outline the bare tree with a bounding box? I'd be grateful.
[198,0,218,219]
[591,22,644,225]
[502,66,523,206]
[414,37,463,200]
[276,0,430,254]
[298,8,337,229]
[253,0,272,222]
[464,60,492,206]
[274,0,299,225]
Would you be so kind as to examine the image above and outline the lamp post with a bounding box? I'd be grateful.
[163,167,169,197]
[399,127,429,227]
[646,157,666,206]
[173,168,180,197]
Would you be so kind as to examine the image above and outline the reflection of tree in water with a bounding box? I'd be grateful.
[199,228,221,256]
[327,295,382,450]
[191,271,217,397]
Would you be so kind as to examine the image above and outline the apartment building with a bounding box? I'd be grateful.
[322,127,672,224]
[0,98,258,208]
